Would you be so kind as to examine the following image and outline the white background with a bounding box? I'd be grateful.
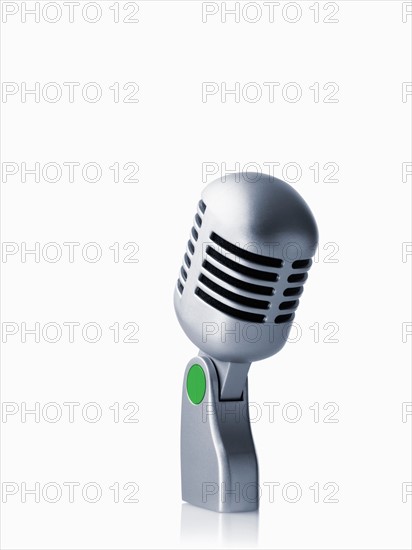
[1,1,411,549]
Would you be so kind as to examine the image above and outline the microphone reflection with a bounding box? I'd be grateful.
[180,503,259,547]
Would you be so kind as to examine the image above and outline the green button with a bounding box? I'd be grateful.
[186,364,206,405]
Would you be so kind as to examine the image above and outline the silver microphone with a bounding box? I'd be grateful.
[174,172,318,512]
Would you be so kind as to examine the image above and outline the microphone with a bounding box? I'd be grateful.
[174,172,318,512]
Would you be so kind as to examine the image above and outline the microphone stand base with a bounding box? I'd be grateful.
[181,355,259,513]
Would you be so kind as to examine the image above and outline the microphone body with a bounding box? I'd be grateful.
[174,173,318,512]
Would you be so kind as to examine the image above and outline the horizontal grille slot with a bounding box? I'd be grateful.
[195,287,266,323]
[191,227,198,241]
[284,286,303,297]
[199,274,270,310]
[292,259,311,269]
[210,232,283,268]
[184,253,191,268]
[275,313,295,324]
[279,300,299,310]
[177,280,184,294]
[203,260,274,296]
[195,213,202,228]
[187,240,195,254]
[207,246,278,282]
[199,200,206,214]
[288,272,308,283]
[181,266,187,282]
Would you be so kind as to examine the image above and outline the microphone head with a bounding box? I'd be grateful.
[174,172,318,363]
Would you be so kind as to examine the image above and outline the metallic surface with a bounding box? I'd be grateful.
[174,172,318,363]
[181,355,258,513]
[201,354,250,401]
[175,173,318,512]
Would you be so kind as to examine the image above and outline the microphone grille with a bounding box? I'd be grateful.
[177,199,207,296]
[176,196,313,325]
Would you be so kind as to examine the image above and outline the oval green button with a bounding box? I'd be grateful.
[186,364,206,405]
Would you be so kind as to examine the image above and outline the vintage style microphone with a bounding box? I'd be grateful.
[174,172,318,512]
